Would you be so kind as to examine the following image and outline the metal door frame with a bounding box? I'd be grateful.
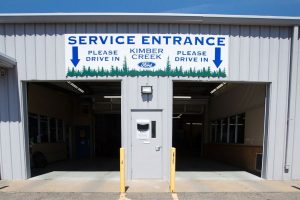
[130,109,164,180]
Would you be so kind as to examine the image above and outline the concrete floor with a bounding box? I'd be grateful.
[31,156,260,181]
[2,155,299,198]
[176,171,261,181]
[20,155,269,193]
[1,179,300,193]
[175,156,261,180]
[30,171,120,181]
[30,170,259,182]
[26,156,262,193]
[1,192,300,200]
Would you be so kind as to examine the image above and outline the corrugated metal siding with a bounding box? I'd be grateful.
[0,24,291,82]
[0,23,294,180]
[290,27,300,180]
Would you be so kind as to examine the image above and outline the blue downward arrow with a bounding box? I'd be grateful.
[71,46,80,67]
[213,47,223,68]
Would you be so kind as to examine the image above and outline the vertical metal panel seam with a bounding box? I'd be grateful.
[265,26,274,178]
[44,24,47,78]
[259,25,267,178]
[7,25,16,179]
[270,28,279,178]
[267,27,271,81]
[0,25,5,53]
[3,25,6,53]
[13,24,17,63]
[283,27,295,178]
[289,26,299,178]
[34,24,37,79]
[281,28,292,179]
[64,23,67,78]
[292,26,300,178]
[258,26,261,80]
[55,23,66,79]
[14,24,26,178]
[23,24,28,80]
[262,84,270,178]
[238,25,241,79]
[18,81,25,179]
[0,77,6,179]
[248,26,252,80]
[272,28,282,178]
[7,71,13,180]
[228,26,232,79]
[54,25,57,79]
[15,24,24,178]
[12,27,19,178]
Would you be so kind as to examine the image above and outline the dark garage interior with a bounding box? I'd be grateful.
[27,81,121,178]
[173,82,266,177]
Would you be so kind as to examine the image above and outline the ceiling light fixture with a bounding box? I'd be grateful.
[141,86,153,94]
[173,96,191,99]
[210,82,226,94]
[103,96,122,99]
[67,81,85,93]
[185,122,203,125]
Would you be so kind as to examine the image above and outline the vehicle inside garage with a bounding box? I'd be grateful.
[173,82,266,178]
[26,81,121,179]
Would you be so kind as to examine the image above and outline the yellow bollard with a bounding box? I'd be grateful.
[170,147,176,193]
[120,147,125,193]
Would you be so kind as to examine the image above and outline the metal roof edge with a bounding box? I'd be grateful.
[0,52,17,68]
[0,13,300,26]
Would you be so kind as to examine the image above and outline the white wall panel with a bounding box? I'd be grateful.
[239,26,250,80]
[0,75,13,180]
[249,26,260,81]
[25,24,36,80]
[291,28,300,179]
[0,25,5,53]
[2,24,23,180]
[55,24,66,80]
[45,24,56,80]
[259,27,270,81]
[264,27,280,179]
[228,26,240,80]
[35,24,47,80]
[273,28,291,180]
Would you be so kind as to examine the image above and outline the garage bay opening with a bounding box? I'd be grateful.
[173,82,267,180]
[26,81,121,180]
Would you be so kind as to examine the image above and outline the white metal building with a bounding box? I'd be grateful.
[0,13,300,181]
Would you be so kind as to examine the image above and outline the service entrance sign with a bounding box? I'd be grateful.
[65,34,229,78]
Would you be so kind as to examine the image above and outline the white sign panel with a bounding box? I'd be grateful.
[65,34,229,78]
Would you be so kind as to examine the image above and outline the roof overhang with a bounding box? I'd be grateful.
[0,13,300,26]
[0,52,16,69]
